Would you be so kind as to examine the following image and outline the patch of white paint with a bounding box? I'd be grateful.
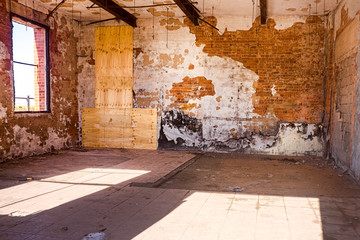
[271,84,277,96]
[216,16,254,32]
[0,41,10,61]
[46,127,70,150]
[262,123,323,156]
[272,15,307,30]
[250,134,277,150]
[0,103,7,120]
[9,125,44,157]
[8,125,71,158]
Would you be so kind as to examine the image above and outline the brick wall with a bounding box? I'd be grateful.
[332,51,357,165]
[329,2,360,182]
[169,76,215,111]
[0,1,79,160]
[33,27,46,111]
[188,16,325,123]
[131,16,326,155]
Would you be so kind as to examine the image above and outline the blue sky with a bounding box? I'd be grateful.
[12,21,36,107]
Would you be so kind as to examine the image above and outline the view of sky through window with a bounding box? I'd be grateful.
[12,21,36,109]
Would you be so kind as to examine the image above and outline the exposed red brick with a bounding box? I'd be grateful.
[187,16,326,123]
[170,76,215,110]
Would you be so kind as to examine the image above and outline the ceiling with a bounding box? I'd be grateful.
[18,0,341,23]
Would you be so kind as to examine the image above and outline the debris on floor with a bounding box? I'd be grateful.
[229,186,246,192]
[82,232,106,240]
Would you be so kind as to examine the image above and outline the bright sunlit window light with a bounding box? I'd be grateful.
[12,16,49,112]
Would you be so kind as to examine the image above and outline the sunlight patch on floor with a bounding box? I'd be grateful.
[0,168,150,217]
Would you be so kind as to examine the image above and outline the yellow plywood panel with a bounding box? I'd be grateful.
[95,26,133,108]
[82,108,157,149]
[82,26,157,150]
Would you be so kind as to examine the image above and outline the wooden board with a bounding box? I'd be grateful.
[82,108,157,150]
[95,26,133,108]
[82,26,157,150]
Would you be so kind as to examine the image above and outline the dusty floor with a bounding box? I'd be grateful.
[160,153,360,197]
[0,149,359,240]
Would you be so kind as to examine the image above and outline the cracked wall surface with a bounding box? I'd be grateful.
[128,15,326,156]
[0,0,79,161]
[76,11,328,156]
[329,0,360,182]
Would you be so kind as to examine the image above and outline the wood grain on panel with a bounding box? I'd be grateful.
[82,108,157,149]
[95,26,133,108]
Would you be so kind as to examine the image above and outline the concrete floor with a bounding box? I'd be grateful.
[0,149,359,240]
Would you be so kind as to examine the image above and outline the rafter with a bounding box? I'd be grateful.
[173,0,200,26]
[89,0,137,27]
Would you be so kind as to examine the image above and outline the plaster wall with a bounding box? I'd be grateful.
[78,14,327,156]
[329,0,360,181]
[0,0,79,160]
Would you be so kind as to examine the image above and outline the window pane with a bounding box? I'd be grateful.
[14,63,36,111]
[12,18,48,112]
[12,22,35,64]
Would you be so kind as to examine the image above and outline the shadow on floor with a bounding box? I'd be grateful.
[0,150,359,239]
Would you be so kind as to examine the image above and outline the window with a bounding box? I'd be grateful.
[12,15,49,112]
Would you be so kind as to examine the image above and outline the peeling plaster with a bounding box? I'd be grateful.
[0,103,7,120]
[8,125,70,158]
[73,13,328,156]
[131,16,325,156]
[0,4,79,161]
[271,85,277,96]
[262,123,323,156]
[0,41,10,60]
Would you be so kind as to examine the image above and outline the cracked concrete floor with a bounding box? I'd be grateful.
[0,149,360,240]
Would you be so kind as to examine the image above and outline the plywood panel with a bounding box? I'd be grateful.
[83,26,157,150]
[95,26,133,108]
[82,108,157,149]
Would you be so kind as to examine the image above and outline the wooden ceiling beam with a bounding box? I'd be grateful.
[260,0,267,25]
[173,0,200,26]
[89,0,137,27]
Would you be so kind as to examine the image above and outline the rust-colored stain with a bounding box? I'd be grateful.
[216,96,222,102]
[160,18,185,31]
[86,51,95,65]
[51,2,73,7]
[134,90,159,109]
[286,8,296,12]
[182,103,197,110]
[337,6,352,36]
[301,8,308,12]
[159,53,172,66]
[134,48,143,58]
[66,10,81,14]
[170,76,215,110]
[187,16,325,123]
[216,106,220,110]
[157,54,184,69]
[188,64,194,70]
[143,55,154,66]
[172,54,184,68]
[147,8,175,17]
